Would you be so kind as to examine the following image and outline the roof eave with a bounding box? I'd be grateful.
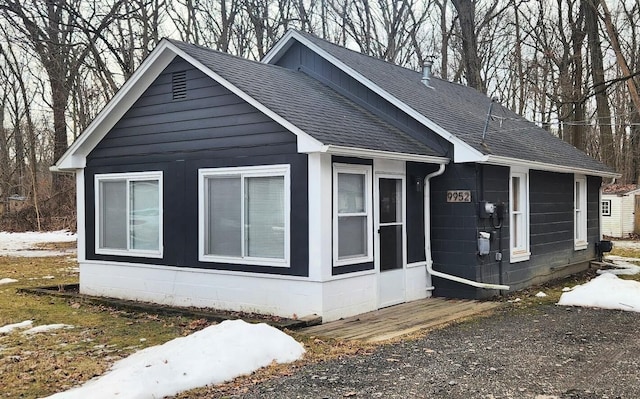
[319,145,449,164]
[482,155,620,178]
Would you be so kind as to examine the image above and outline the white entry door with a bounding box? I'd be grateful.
[377,176,405,308]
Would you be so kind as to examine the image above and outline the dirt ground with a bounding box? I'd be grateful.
[232,304,640,399]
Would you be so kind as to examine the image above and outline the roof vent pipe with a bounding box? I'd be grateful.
[421,55,436,87]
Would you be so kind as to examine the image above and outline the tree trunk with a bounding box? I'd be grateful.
[451,0,485,92]
[584,0,615,167]
[570,2,586,151]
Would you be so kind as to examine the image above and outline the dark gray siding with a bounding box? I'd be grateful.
[502,171,599,290]
[275,42,452,157]
[406,162,442,264]
[85,57,309,277]
[430,164,485,299]
[430,165,601,300]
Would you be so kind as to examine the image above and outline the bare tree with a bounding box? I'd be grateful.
[0,0,125,195]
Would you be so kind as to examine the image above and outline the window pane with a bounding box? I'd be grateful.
[207,177,241,257]
[337,173,365,213]
[513,213,520,248]
[245,176,285,259]
[512,176,520,212]
[99,180,127,249]
[338,215,367,258]
[130,180,160,251]
[379,178,402,224]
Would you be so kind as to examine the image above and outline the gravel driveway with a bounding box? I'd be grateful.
[237,305,640,399]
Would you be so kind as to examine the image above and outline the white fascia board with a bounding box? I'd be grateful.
[262,30,297,63]
[55,42,178,170]
[264,30,484,164]
[322,145,449,164]
[165,42,324,153]
[482,155,621,179]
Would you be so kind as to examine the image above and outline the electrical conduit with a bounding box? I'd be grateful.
[424,164,510,291]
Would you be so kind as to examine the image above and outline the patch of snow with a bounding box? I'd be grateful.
[0,320,33,334]
[23,324,74,335]
[561,287,573,292]
[535,292,547,298]
[0,230,76,257]
[0,278,18,285]
[557,273,640,312]
[42,319,305,399]
[597,259,640,276]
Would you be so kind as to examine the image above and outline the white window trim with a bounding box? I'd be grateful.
[333,163,374,267]
[94,171,164,258]
[198,164,291,268]
[509,168,530,263]
[574,175,588,250]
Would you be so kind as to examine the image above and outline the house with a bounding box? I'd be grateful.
[601,184,640,238]
[52,30,618,322]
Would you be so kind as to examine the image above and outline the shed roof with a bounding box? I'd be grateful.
[603,184,640,195]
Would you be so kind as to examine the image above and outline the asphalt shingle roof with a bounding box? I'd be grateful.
[295,31,614,174]
[169,40,442,158]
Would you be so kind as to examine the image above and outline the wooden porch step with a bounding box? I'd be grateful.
[300,298,501,342]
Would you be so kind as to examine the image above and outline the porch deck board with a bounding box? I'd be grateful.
[301,298,501,342]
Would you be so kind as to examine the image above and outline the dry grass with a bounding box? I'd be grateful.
[0,254,374,398]
[0,255,209,398]
[3,242,640,398]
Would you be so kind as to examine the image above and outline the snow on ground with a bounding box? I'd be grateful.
[558,273,640,312]
[0,278,18,285]
[0,230,76,257]
[23,324,74,335]
[597,259,640,275]
[43,319,305,399]
[0,320,33,334]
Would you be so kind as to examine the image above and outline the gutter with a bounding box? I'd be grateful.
[480,155,620,179]
[424,164,510,291]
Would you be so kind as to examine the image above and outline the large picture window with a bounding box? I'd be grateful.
[95,172,163,257]
[333,164,373,266]
[574,175,588,250]
[199,165,290,267]
[509,169,530,262]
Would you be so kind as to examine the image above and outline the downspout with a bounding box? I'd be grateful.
[424,165,510,291]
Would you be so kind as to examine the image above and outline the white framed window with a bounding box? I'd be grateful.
[509,169,530,262]
[198,165,290,267]
[333,163,373,266]
[601,199,611,217]
[574,175,588,250]
[95,171,163,258]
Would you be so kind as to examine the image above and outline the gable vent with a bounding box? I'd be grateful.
[172,71,187,100]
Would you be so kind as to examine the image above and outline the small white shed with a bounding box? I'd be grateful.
[601,184,640,238]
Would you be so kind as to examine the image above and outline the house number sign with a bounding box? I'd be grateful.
[446,190,471,203]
